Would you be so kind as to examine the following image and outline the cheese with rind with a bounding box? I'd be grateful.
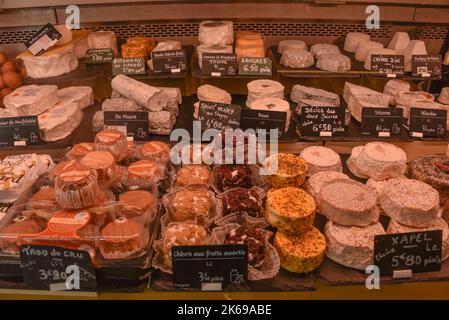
[278,40,307,54]
[355,40,383,62]
[316,53,351,72]
[280,49,314,68]
[299,146,342,177]
[387,32,411,54]
[57,86,94,111]
[38,101,83,142]
[4,85,58,116]
[344,32,370,52]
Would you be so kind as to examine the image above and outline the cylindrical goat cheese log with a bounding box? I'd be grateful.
[355,40,383,62]
[111,74,167,111]
[344,32,370,52]
[318,179,380,226]
[198,21,233,45]
[246,79,284,107]
[197,44,233,69]
[280,49,314,68]
[148,111,176,135]
[156,87,182,116]
[304,171,350,202]
[379,178,440,227]
[325,221,385,270]
[278,40,307,54]
[383,79,411,106]
[316,54,351,72]
[310,43,339,59]
[247,98,291,132]
[299,146,342,177]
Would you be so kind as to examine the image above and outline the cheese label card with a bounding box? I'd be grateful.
[172,245,247,290]
[300,107,346,137]
[240,109,286,138]
[25,23,62,56]
[20,245,97,291]
[371,54,404,75]
[85,48,114,64]
[412,55,442,77]
[104,111,149,141]
[0,116,41,147]
[112,57,146,75]
[374,230,442,276]
[198,101,242,131]
[201,53,237,76]
[409,108,447,137]
[151,50,187,73]
[238,57,272,76]
[361,107,403,137]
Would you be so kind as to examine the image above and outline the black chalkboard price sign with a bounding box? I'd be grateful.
[104,111,149,141]
[300,107,345,137]
[409,107,447,138]
[85,48,114,64]
[198,101,242,131]
[361,107,403,137]
[19,245,97,291]
[25,23,62,56]
[371,54,404,75]
[112,57,146,75]
[0,116,41,147]
[151,50,187,73]
[238,57,272,76]
[172,245,247,290]
[201,53,237,76]
[412,55,442,77]
[374,230,443,276]
[240,109,286,138]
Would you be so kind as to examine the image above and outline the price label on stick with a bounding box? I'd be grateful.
[300,107,345,137]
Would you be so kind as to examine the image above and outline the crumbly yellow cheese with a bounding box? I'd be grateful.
[263,153,307,188]
[274,227,326,274]
[266,187,316,235]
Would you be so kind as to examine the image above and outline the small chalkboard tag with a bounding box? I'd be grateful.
[238,57,272,76]
[172,245,247,289]
[112,57,146,75]
[104,111,149,141]
[361,107,403,137]
[0,116,41,147]
[201,53,237,76]
[19,245,97,291]
[374,230,442,276]
[240,109,286,138]
[85,48,114,64]
[151,50,187,74]
[198,101,242,131]
[409,107,447,137]
[300,107,346,137]
[412,55,442,77]
[25,23,62,56]
[371,54,404,75]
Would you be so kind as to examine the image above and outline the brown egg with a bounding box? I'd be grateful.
[2,71,23,89]
[0,60,17,73]
[0,87,13,98]
[0,52,7,65]
[0,75,4,90]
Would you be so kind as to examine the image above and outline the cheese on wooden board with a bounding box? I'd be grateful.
[3,85,58,116]
[198,21,233,45]
[54,24,73,46]
[355,40,383,62]
[387,32,410,54]
[57,86,94,111]
[111,74,167,111]
[148,111,176,135]
[304,171,350,202]
[87,31,118,56]
[379,178,440,227]
[280,49,314,68]
[310,43,339,59]
[325,221,385,270]
[274,227,326,273]
[299,146,342,177]
[246,79,284,107]
[197,44,233,69]
[290,84,340,106]
[38,101,83,142]
[22,45,79,79]
[364,48,395,70]
[247,98,290,132]
[404,40,427,72]
[439,87,449,105]
[316,54,351,72]
[383,79,411,105]
[344,32,370,52]
[318,179,379,227]
[278,40,307,54]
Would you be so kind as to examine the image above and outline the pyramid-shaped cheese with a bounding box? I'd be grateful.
[387,32,410,54]
[404,40,427,72]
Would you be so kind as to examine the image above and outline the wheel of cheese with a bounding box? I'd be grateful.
[57,86,94,111]
[355,142,407,180]
[364,48,396,70]
[346,146,369,179]
[316,53,351,72]
[266,187,316,235]
[383,79,411,105]
[198,20,233,45]
[67,143,95,161]
[310,43,339,59]
[439,87,449,105]
[365,176,408,215]
[304,171,350,202]
[194,84,233,118]
[344,32,370,52]
[379,178,440,227]
[278,40,307,54]
[262,153,307,188]
[274,227,326,273]
[80,151,116,182]
[94,129,128,162]
[325,221,385,270]
[3,85,58,116]
[140,141,171,164]
[318,179,379,226]
[54,24,73,46]
[280,48,314,69]
[354,40,383,62]
[246,79,284,107]
[247,98,291,132]
[387,218,449,261]
[299,146,342,177]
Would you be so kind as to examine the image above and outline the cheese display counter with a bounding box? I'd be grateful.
[0,0,449,300]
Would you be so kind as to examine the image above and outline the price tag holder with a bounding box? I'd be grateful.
[361,107,403,137]
[412,55,442,78]
[409,107,447,138]
[0,116,41,147]
[151,50,187,74]
[371,54,404,76]
[172,245,247,290]
[238,57,272,76]
[201,53,237,76]
[198,101,242,131]
[19,245,97,291]
[240,109,286,138]
[374,230,442,276]
[24,23,62,56]
[85,48,114,64]
[104,111,149,141]
[300,107,346,137]
[112,57,146,75]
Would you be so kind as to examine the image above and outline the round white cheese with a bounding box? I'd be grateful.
[299,146,342,177]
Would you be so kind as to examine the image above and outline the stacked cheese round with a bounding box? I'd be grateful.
[316,54,351,72]
[262,153,307,188]
[246,79,284,107]
[247,98,290,132]
[304,171,350,202]
[198,21,233,46]
[344,32,370,52]
[310,43,339,59]
[355,40,383,62]
[383,79,411,105]
[299,146,342,177]
[274,227,326,273]
[280,49,314,68]
[278,40,307,54]
[194,84,232,118]
[365,176,408,215]
[266,187,316,235]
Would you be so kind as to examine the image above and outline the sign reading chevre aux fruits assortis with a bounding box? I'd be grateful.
[0,116,41,147]
[112,57,146,75]
[371,54,404,75]
[361,107,403,137]
[25,23,62,56]
[104,111,149,141]
[172,245,248,290]
[201,53,237,76]
[412,55,442,77]
[374,230,443,276]
[151,50,187,73]
[85,48,114,64]
[238,57,272,76]
[198,101,242,131]
[409,108,447,138]
[300,106,345,137]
